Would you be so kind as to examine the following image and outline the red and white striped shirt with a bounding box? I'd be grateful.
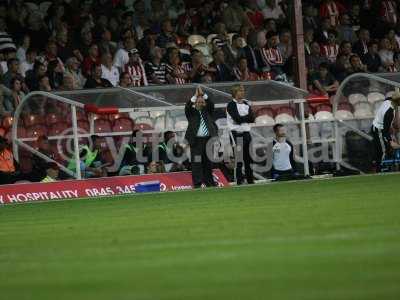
[320,1,345,27]
[260,47,284,67]
[381,0,397,24]
[321,44,339,63]
[125,63,148,87]
[166,64,188,85]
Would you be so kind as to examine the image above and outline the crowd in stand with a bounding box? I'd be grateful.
[1,0,400,183]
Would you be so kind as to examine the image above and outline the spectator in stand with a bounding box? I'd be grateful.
[332,54,351,82]
[145,46,167,85]
[166,53,190,84]
[259,0,286,22]
[20,48,37,77]
[113,37,135,72]
[379,37,395,71]
[309,62,339,96]
[78,28,94,59]
[362,40,384,73]
[100,53,119,87]
[224,34,245,68]
[59,75,76,91]
[337,13,357,43]
[56,27,82,63]
[47,59,64,90]
[177,6,199,38]
[98,27,116,56]
[244,1,264,30]
[209,49,234,82]
[263,18,277,35]
[242,30,259,73]
[25,61,47,91]
[211,23,229,51]
[386,29,400,52]
[380,0,398,27]
[125,48,148,87]
[186,50,209,83]
[233,57,258,81]
[45,41,60,64]
[315,17,332,44]
[16,34,30,63]
[349,54,367,74]
[304,28,314,56]
[64,57,86,89]
[156,19,177,49]
[118,72,133,88]
[349,2,361,28]
[82,43,100,77]
[222,0,252,33]
[84,64,113,89]
[137,29,158,62]
[319,0,346,28]
[0,19,17,58]
[197,1,216,36]
[338,40,354,64]
[2,58,21,88]
[392,52,400,72]
[303,4,319,31]
[278,29,293,63]
[38,75,52,92]
[258,31,285,78]
[352,28,370,58]
[4,77,24,113]
[321,30,339,64]
[306,41,328,75]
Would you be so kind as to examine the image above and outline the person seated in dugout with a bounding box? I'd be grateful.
[67,136,109,178]
[0,136,20,185]
[146,160,166,174]
[119,129,146,176]
[271,123,299,180]
[30,135,57,182]
[41,162,60,183]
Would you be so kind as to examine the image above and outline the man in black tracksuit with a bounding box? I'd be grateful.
[227,84,255,185]
[371,91,400,171]
[185,87,218,188]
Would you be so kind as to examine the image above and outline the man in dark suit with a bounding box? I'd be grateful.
[209,49,234,82]
[185,87,218,188]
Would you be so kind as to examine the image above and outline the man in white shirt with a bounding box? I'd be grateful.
[19,48,36,77]
[113,37,136,72]
[371,91,400,171]
[271,123,297,180]
[227,84,255,185]
[101,53,120,87]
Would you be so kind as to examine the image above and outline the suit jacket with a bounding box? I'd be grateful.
[242,45,259,73]
[209,62,234,82]
[184,96,218,146]
[352,40,369,57]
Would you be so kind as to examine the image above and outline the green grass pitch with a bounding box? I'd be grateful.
[1,174,400,300]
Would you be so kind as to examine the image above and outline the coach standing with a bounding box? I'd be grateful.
[227,84,255,185]
[185,87,218,188]
[371,90,400,171]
